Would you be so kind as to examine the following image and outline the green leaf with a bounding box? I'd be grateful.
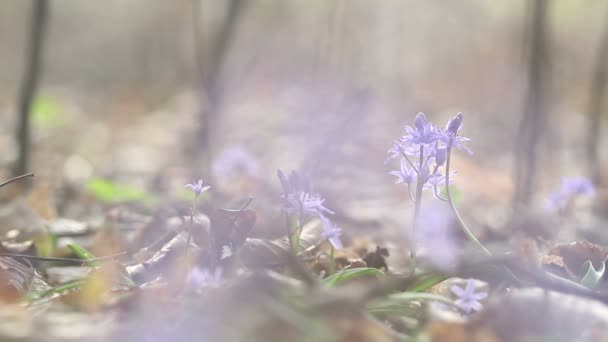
[67,243,98,265]
[580,260,605,288]
[322,267,384,287]
[367,292,454,316]
[67,243,136,288]
[87,178,148,203]
[407,273,447,292]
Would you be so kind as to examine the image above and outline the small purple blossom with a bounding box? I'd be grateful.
[450,279,487,314]
[402,112,445,148]
[187,267,223,292]
[389,158,417,185]
[212,146,259,178]
[546,176,596,210]
[284,192,335,218]
[185,179,211,196]
[320,215,343,249]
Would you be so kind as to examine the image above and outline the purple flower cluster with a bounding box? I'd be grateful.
[387,112,471,196]
[546,176,596,210]
[278,170,342,249]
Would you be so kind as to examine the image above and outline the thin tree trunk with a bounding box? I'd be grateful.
[14,0,49,177]
[512,0,549,206]
[192,0,245,183]
[586,4,608,186]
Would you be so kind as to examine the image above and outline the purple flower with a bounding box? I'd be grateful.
[546,176,596,210]
[441,113,472,154]
[450,279,487,314]
[389,158,416,185]
[402,112,445,148]
[277,169,311,196]
[185,179,211,196]
[212,146,259,178]
[187,267,223,292]
[320,215,343,249]
[284,192,335,218]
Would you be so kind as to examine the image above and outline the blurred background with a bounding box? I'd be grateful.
[0,0,606,228]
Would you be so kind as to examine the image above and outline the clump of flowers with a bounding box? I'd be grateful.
[277,169,342,273]
[386,112,489,274]
[546,176,596,212]
[450,278,488,314]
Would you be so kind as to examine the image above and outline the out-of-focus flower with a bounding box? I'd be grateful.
[546,176,596,210]
[415,205,460,272]
[212,146,259,178]
[185,179,211,196]
[320,214,343,249]
[187,267,223,292]
[450,279,488,314]
[389,158,417,185]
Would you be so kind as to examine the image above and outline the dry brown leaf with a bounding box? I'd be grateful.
[542,240,608,280]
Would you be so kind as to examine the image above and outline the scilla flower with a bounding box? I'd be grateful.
[450,279,487,314]
[320,214,343,249]
[185,179,211,196]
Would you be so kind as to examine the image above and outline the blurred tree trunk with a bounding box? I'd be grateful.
[191,0,245,183]
[586,4,608,187]
[14,0,49,177]
[512,0,550,207]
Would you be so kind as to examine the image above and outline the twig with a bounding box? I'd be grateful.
[0,251,127,264]
[0,173,34,188]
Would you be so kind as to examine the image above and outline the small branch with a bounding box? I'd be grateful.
[0,251,126,264]
[0,173,34,189]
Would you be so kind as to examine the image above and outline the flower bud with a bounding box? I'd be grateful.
[414,112,427,131]
[446,112,463,135]
[435,147,447,166]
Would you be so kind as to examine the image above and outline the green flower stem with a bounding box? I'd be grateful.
[445,148,491,256]
[410,146,425,276]
[329,245,335,275]
[285,213,294,253]
[185,195,198,256]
